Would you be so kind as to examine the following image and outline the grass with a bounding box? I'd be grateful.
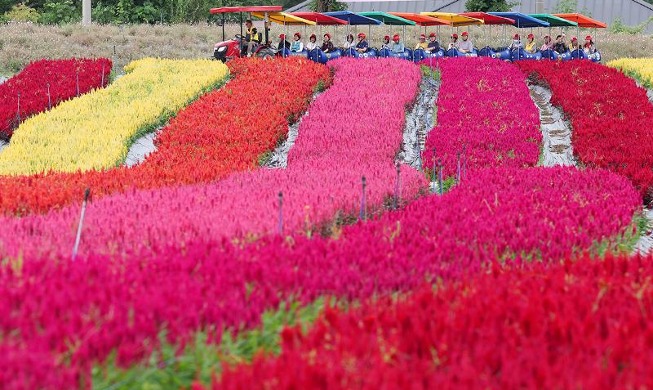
[0,21,652,76]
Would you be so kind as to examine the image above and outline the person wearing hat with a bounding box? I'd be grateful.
[457,31,473,53]
[447,33,458,50]
[321,33,335,53]
[553,34,568,54]
[381,35,392,50]
[508,33,523,51]
[425,32,440,53]
[355,32,369,53]
[583,35,597,55]
[277,34,291,56]
[391,34,405,54]
[570,36,580,51]
[415,33,428,50]
[540,35,554,51]
[306,34,318,51]
[291,32,304,53]
[525,33,536,53]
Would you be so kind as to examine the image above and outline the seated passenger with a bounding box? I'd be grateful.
[553,34,568,54]
[447,33,458,50]
[343,34,356,51]
[391,34,405,54]
[583,35,597,54]
[321,33,335,53]
[291,32,304,52]
[425,32,440,53]
[570,36,580,51]
[415,33,428,50]
[540,35,553,51]
[457,31,473,53]
[356,32,369,53]
[525,33,537,53]
[278,34,291,51]
[306,34,318,51]
[508,34,522,51]
[381,35,392,50]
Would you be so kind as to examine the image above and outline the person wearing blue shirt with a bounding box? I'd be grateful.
[291,32,304,52]
[356,32,369,53]
[391,34,405,54]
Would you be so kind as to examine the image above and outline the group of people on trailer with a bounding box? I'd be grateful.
[239,18,600,62]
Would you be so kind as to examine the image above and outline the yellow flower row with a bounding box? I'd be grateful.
[607,58,653,88]
[0,58,229,176]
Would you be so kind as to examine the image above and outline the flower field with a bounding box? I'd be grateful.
[517,61,653,202]
[1,56,652,389]
[0,58,229,176]
[608,58,653,88]
[0,58,112,140]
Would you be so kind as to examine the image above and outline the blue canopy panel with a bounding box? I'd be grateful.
[324,11,382,25]
[488,12,550,28]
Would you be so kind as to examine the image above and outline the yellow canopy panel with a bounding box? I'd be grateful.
[251,11,317,25]
[420,12,483,27]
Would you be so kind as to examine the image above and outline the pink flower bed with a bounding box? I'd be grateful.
[422,58,541,177]
[0,166,638,388]
[0,58,427,260]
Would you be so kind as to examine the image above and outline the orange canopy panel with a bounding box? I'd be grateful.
[554,13,607,28]
[388,12,450,26]
[210,6,282,14]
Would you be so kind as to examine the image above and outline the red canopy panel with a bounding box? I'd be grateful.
[388,12,450,26]
[554,13,607,28]
[290,12,348,25]
[461,12,514,25]
[210,6,282,14]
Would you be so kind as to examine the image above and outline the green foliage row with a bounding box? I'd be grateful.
[0,0,310,24]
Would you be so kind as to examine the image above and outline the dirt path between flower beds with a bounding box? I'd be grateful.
[528,84,576,167]
[648,89,653,104]
[264,92,322,169]
[635,208,653,255]
[400,75,440,170]
[124,127,162,167]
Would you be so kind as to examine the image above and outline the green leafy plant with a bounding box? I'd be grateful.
[3,3,40,22]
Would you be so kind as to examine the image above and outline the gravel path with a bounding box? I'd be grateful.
[399,75,440,170]
[528,84,576,167]
[635,208,653,256]
[124,128,162,167]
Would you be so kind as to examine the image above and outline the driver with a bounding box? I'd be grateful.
[243,19,259,56]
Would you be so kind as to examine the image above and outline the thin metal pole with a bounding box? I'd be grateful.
[47,83,51,110]
[16,92,21,122]
[359,176,367,221]
[277,191,284,235]
[72,188,91,261]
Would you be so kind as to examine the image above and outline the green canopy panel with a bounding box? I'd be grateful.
[358,11,416,26]
[530,14,578,27]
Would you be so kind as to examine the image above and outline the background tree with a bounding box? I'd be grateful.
[465,0,516,12]
[310,0,347,12]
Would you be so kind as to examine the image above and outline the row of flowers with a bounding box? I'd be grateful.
[0,57,331,216]
[0,58,229,176]
[0,166,640,388]
[0,58,112,140]
[421,58,541,177]
[517,61,653,203]
[212,253,653,388]
[608,57,653,88]
[0,58,426,260]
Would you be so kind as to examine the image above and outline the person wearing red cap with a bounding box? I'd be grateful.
[425,32,440,53]
[306,34,318,51]
[321,33,334,53]
[524,33,536,53]
[277,33,291,55]
[381,35,392,50]
[391,34,405,54]
[415,33,428,50]
[570,36,580,51]
[290,32,304,53]
[508,33,523,51]
[447,33,458,50]
[583,35,597,55]
[457,31,473,53]
[356,32,369,53]
[540,35,553,51]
